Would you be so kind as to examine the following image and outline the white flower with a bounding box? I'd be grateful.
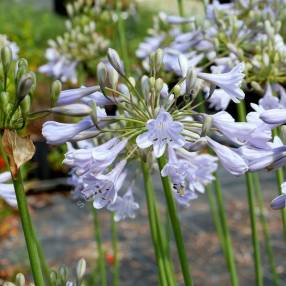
[208,89,231,110]
[198,63,245,103]
[258,83,280,110]
[42,117,93,145]
[83,160,127,209]
[107,187,139,221]
[206,136,248,175]
[136,108,185,158]
[0,172,17,207]
[57,86,99,106]
[39,48,78,83]
[64,138,128,175]
[0,34,19,59]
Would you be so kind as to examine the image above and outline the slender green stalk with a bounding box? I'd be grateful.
[214,175,239,286]
[245,173,263,285]
[176,0,184,17]
[31,225,52,286]
[272,128,286,242]
[206,185,226,254]
[12,169,45,286]
[115,0,130,76]
[92,208,107,286]
[111,213,119,286]
[237,102,263,286]
[141,160,168,285]
[253,174,280,286]
[157,155,193,286]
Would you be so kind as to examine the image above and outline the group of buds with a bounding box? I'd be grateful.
[3,258,87,286]
[0,46,35,130]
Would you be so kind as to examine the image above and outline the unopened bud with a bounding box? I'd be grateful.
[201,115,213,137]
[20,95,31,115]
[51,80,62,106]
[173,84,181,98]
[128,77,136,88]
[97,62,107,88]
[0,91,9,107]
[17,73,34,102]
[271,194,286,210]
[155,49,163,73]
[106,65,119,90]
[50,271,57,284]
[250,81,263,93]
[185,69,197,95]
[178,54,188,77]
[15,273,25,286]
[66,4,74,16]
[155,78,164,93]
[141,75,150,98]
[15,58,28,85]
[1,46,12,75]
[76,258,87,280]
[51,104,92,116]
[3,282,15,286]
[59,265,69,283]
[265,20,274,37]
[107,48,125,76]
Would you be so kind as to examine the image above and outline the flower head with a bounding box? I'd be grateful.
[136,108,185,158]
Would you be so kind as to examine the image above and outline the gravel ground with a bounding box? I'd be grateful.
[1,167,286,285]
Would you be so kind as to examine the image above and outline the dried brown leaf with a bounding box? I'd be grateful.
[2,129,35,177]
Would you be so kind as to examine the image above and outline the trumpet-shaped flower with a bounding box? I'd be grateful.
[107,187,139,221]
[258,84,279,110]
[198,63,245,103]
[136,108,185,158]
[208,89,231,110]
[0,172,17,207]
[42,117,94,145]
[271,182,286,210]
[64,138,128,175]
[206,136,248,175]
[57,86,99,105]
[82,160,127,209]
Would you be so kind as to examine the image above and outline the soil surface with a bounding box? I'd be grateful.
[1,168,286,285]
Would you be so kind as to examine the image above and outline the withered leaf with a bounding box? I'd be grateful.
[2,129,35,177]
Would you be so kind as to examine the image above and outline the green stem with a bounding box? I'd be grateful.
[237,102,263,286]
[176,0,184,17]
[30,224,52,286]
[214,175,239,286]
[12,169,45,286]
[111,213,119,286]
[115,0,130,76]
[245,173,263,286]
[206,185,226,255]
[141,159,168,285]
[92,208,107,286]
[253,174,280,286]
[157,155,193,286]
[272,128,286,242]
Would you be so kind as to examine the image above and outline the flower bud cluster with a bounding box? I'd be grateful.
[0,46,35,130]
[3,258,87,286]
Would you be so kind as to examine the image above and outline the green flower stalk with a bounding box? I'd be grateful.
[0,46,52,286]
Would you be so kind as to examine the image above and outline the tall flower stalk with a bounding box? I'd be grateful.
[111,213,119,286]
[157,155,193,286]
[237,102,263,286]
[92,208,107,286]
[12,169,45,286]
[272,128,286,242]
[213,175,239,286]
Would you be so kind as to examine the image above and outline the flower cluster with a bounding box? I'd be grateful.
[39,0,135,83]
[41,47,274,219]
[137,0,286,110]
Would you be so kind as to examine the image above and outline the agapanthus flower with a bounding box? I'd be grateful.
[0,172,17,207]
[107,187,139,221]
[136,108,185,158]
[82,160,127,209]
[197,63,245,103]
[271,182,286,210]
[0,34,19,59]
